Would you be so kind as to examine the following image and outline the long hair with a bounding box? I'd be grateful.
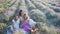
[19,10,22,16]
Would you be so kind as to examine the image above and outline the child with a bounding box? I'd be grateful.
[12,15,20,34]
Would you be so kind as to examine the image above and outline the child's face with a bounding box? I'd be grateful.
[15,16,18,20]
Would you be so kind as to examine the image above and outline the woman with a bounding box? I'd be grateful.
[19,10,24,27]
[20,14,31,34]
[18,10,26,34]
[19,10,24,17]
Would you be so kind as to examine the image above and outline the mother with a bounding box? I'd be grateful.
[19,10,31,34]
[18,10,26,34]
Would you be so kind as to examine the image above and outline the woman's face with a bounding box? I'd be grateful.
[21,11,24,17]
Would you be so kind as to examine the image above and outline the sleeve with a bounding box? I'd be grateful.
[29,19,36,27]
[31,19,36,25]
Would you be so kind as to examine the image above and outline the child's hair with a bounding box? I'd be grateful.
[14,15,19,21]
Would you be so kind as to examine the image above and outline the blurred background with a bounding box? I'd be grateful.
[0,0,60,34]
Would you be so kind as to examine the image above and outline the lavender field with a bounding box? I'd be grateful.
[0,0,60,34]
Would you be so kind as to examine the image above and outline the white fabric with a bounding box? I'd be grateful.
[29,19,36,27]
[12,19,20,30]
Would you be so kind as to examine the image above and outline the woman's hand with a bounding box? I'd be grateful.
[31,29,35,32]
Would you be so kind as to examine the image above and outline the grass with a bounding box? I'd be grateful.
[38,23,60,34]
[0,8,6,14]
[2,2,13,8]
[15,3,20,8]
[0,23,7,34]
[2,18,9,24]
[0,1,13,14]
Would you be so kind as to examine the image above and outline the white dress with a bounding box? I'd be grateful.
[12,19,20,34]
[12,19,20,30]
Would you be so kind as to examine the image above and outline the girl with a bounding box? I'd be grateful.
[12,15,20,34]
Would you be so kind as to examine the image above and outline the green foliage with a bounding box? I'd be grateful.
[2,18,9,24]
[51,4,56,6]
[48,2,56,6]
[54,8,60,12]
[31,0,60,26]
[25,0,36,11]
[30,9,46,22]
[28,6,36,11]
[2,2,13,8]
[38,23,60,34]
[0,8,6,14]
[0,23,7,34]
[15,3,20,8]
[0,23,7,30]
[0,2,13,14]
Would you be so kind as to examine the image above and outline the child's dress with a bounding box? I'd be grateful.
[12,19,20,30]
[12,19,20,34]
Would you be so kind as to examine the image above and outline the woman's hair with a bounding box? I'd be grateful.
[19,10,22,16]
